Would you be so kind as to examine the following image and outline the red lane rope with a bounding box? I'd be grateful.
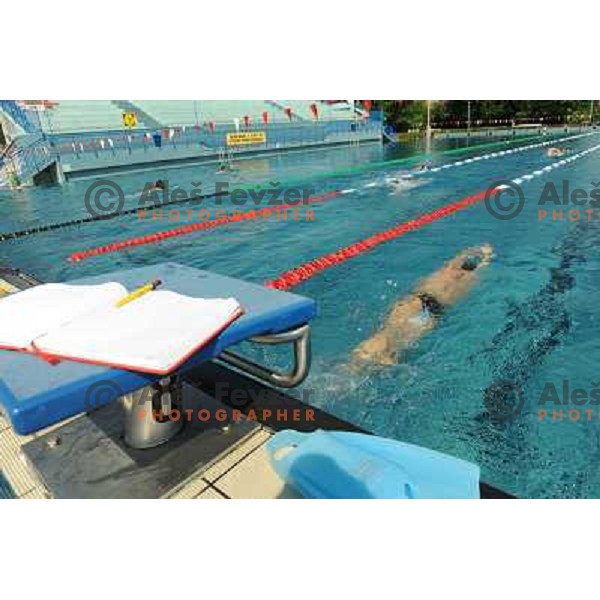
[69,190,342,263]
[264,188,498,290]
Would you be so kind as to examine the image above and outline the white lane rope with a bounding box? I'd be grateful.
[499,141,600,189]
[353,131,600,193]
[428,131,598,174]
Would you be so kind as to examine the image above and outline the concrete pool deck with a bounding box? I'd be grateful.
[0,400,302,500]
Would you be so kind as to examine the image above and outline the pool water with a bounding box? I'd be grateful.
[2,134,600,498]
[0,471,15,499]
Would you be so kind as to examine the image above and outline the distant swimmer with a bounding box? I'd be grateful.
[386,160,433,192]
[386,174,428,193]
[351,244,494,366]
[547,147,568,158]
[150,179,166,191]
[215,161,238,175]
[415,159,433,172]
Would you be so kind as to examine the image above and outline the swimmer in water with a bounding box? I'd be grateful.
[150,179,166,191]
[547,147,568,158]
[216,161,238,175]
[351,244,494,366]
[415,159,433,172]
[386,160,433,190]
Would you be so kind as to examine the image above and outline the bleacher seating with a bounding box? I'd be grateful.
[319,101,357,120]
[134,101,356,125]
[39,101,129,133]
[32,100,357,133]
[132,100,271,126]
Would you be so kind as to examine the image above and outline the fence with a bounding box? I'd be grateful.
[0,132,56,187]
[47,118,382,174]
[0,100,42,134]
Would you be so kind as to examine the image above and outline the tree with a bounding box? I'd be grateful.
[375,100,595,131]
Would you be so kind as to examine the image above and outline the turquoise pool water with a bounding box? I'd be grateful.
[0,471,15,499]
[2,133,600,498]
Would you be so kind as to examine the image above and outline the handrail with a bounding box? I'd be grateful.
[219,324,311,388]
[0,100,40,134]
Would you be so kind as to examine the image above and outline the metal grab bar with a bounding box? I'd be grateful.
[218,324,311,388]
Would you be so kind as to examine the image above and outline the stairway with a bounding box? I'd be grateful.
[0,101,58,187]
[111,100,163,129]
[0,132,58,188]
[0,100,38,134]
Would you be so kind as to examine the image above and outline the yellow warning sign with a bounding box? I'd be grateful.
[122,112,138,128]
[226,131,266,146]
[0,280,17,296]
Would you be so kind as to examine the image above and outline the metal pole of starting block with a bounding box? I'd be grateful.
[218,324,311,388]
[121,376,184,449]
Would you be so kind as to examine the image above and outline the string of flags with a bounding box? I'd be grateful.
[5,102,375,156]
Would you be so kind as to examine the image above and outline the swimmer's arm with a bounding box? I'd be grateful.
[349,296,422,367]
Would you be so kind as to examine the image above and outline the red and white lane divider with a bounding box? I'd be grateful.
[264,189,496,290]
[67,134,600,265]
[68,190,343,263]
[265,140,600,291]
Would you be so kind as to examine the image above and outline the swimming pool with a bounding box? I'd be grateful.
[2,133,600,498]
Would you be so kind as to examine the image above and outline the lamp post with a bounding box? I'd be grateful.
[426,100,432,153]
[467,100,472,136]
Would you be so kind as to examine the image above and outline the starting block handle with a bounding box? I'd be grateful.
[218,324,311,388]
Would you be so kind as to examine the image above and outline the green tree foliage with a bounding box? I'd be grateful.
[373,100,596,131]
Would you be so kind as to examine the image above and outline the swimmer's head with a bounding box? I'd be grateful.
[460,244,494,271]
[480,243,494,261]
[461,255,482,271]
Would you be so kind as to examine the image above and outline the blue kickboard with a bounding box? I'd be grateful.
[267,430,480,499]
[0,263,317,435]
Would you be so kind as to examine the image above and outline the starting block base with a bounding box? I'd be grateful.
[22,383,259,499]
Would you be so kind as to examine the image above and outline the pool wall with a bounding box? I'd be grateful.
[52,119,382,179]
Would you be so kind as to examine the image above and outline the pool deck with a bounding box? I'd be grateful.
[0,269,513,500]
[0,267,302,499]
[0,406,301,499]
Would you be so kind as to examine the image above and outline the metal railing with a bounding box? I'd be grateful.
[0,100,41,134]
[47,118,382,164]
[0,132,56,187]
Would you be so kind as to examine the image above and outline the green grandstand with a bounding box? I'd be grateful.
[38,100,358,133]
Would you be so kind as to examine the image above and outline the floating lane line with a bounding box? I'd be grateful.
[265,140,600,291]
[68,190,344,263]
[426,131,598,175]
[359,131,598,190]
[2,132,591,241]
[68,140,600,265]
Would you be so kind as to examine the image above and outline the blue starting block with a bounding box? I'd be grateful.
[0,263,317,448]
